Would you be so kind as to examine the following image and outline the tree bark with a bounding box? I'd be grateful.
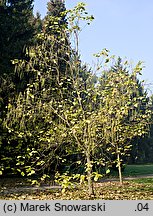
[86,152,94,196]
[117,152,123,184]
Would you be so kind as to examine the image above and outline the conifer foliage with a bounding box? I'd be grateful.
[0,0,35,75]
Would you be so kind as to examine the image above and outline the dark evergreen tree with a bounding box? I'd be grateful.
[45,0,67,33]
[129,94,153,164]
[39,0,71,97]
[0,0,37,176]
[0,0,36,112]
[0,0,70,177]
[0,0,35,75]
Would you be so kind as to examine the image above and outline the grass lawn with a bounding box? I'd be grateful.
[1,164,153,200]
[109,164,153,177]
[123,164,153,177]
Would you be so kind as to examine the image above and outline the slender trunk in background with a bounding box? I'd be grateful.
[117,152,123,184]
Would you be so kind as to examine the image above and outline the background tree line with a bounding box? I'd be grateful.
[0,0,153,196]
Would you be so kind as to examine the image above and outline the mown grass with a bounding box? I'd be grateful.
[123,164,153,177]
[132,178,153,184]
[109,164,153,177]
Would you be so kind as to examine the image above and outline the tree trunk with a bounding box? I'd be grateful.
[86,152,94,196]
[117,152,123,184]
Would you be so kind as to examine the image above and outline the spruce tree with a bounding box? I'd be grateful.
[0,0,36,176]
[0,0,35,75]
[0,0,70,177]
[45,0,67,33]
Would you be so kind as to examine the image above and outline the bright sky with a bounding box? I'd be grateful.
[34,0,153,94]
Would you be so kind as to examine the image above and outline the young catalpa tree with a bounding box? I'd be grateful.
[97,54,151,184]
[3,2,99,197]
